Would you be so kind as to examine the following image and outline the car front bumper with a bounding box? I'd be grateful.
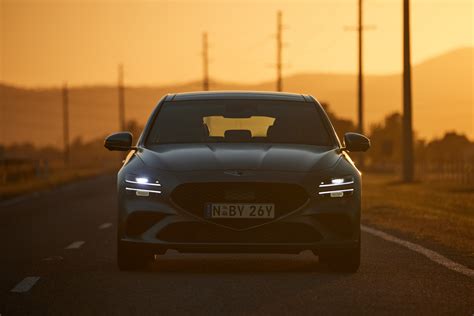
[118,194,360,255]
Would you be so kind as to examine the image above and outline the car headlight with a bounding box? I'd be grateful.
[125,174,162,196]
[318,176,354,198]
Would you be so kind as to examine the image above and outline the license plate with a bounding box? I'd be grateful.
[206,203,275,219]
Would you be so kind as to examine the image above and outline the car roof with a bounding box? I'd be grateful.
[166,91,312,102]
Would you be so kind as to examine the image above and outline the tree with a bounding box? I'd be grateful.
[367,113,403,171]
[424,132,472,164]
[320,103,357,142]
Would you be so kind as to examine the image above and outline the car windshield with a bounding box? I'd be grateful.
[146,100,333,146]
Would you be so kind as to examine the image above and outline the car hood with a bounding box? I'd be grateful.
[137,143,341,173]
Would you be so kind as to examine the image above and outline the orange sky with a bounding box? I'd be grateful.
[1,0,473,87]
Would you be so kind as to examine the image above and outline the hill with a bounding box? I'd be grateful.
[1,47,472,147]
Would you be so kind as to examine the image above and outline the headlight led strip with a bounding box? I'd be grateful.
[318,177,354,198]
[125,177,162,196]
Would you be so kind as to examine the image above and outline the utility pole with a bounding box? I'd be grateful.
[118,64,126,131]
[345,1,374,169]
[202,32,210,91]
[357,0,365,170]
[62,82,70,165]
[402,0,414,182]
[276,10,283,92]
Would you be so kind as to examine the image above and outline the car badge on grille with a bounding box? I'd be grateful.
[225,189,255,201]
[224,170,246,176]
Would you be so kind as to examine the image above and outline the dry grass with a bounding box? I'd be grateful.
[0,167,110,200]
[362,173,474,259]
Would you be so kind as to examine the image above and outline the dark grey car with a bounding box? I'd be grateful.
[105,91,370,272]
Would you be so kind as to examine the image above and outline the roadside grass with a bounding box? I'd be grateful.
[362,173,474,262]
[0,167,112,200]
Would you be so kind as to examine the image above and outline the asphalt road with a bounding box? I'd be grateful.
[1,175,473,315]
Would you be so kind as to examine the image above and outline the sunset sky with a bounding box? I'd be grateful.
[1,0,473,87]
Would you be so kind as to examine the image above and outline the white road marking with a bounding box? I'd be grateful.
[0,192,40,208]
[99,222,112,229]
[10,276,40,293]
[362,225,474,278]
[41,255,64,261]
[65,241,85,249]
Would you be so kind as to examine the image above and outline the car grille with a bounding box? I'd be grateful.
[170,182,308,229]
[157,222,321,243]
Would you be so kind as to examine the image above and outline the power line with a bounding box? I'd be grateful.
[202,32,210,91]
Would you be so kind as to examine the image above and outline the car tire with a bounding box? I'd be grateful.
[117,241,151,271]
[319,240,361,273]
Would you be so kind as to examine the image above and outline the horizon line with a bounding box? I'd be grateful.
[1,45,472,90]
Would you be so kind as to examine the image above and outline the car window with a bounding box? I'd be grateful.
[146,100,334,146]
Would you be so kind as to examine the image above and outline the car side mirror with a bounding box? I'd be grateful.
[343,132,370,152]
[104,132,133,151]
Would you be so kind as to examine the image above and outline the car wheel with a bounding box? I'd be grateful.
[319,240,361,273]
[117,241,151,271]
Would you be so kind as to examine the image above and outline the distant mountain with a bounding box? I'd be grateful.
[1,47,472,147]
